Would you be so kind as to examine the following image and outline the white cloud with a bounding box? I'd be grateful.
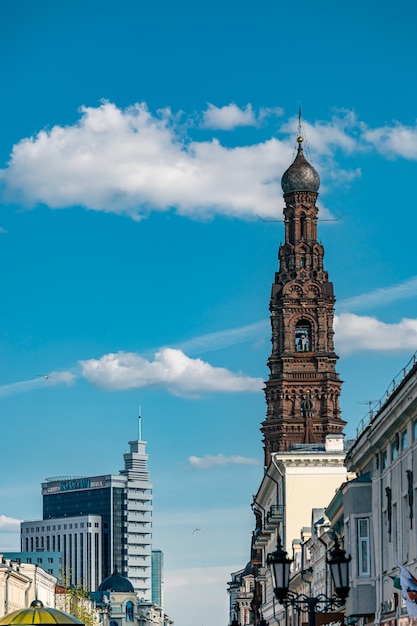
[188,454,261,469]
[80,347,263,395]
[363,122,417,159]
[282,110,360,155]
[0,103,366,222]
[1,101,291,220]
[202,103,257,129]
[0,515,21,531]
[334,312,417,354]
[3,104,417,223]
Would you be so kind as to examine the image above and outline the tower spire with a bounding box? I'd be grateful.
[138,405,142,440]
[261,131,345,464]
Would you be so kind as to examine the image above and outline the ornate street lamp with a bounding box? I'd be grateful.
[267,535,293,602]
[327,538,351,599]
[267,535,351,626]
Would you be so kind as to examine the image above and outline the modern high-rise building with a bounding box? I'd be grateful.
[21,425,153,598]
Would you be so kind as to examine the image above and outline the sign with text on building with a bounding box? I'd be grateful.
[43,476,107,493]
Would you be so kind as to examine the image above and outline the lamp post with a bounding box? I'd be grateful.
[267,535,351,626]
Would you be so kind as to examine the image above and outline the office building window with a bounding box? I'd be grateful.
[391,435,399,461]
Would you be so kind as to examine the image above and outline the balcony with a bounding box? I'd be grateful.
[264,505,284,531]
[253,528,270,550]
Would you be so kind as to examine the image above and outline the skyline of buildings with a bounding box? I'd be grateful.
[18,424,154,599]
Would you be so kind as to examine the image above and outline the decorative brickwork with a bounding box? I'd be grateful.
[261,140,346,464]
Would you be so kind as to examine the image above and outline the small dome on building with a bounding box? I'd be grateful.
[98,568,134,593]
[281,137,320,194]
[242,561,254,576]
[0,600,84,625]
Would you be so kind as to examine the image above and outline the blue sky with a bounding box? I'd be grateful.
[1,0,417,624]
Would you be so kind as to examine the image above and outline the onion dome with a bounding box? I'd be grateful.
[281,137,320,194]
[98,568,134,593]
[0,600,84,625]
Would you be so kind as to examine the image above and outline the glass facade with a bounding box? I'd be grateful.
[23,436,153,597]
[44,485,114,580]
[151,550,163,608]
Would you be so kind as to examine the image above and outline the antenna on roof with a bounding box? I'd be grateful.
[298,106,302,138]
[357,400,378,418]
[138,406,142,440]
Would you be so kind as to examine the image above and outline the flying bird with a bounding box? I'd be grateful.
[192,528,202,534]
[37,374,53,380]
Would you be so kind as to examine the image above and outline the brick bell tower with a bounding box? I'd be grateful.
[261,136,346,465]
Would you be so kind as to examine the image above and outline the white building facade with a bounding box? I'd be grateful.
[344,354,417,626]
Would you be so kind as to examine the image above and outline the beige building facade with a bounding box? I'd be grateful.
[0,556,56,617]
[252,437,350,625]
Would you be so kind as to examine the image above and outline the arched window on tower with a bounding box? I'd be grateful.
[126,601,134,622]
[295,320,312,352]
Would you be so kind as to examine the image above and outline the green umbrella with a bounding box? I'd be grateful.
[0,601,84,625]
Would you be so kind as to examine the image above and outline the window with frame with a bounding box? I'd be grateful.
[358,518,371,577]
[391,435,399,461]
[402,429,408,451]
[125,602,134,622]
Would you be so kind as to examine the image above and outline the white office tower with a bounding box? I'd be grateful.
[120,433,153,600]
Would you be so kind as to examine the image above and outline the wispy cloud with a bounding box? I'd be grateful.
[188,454,261,469]
[177,319,269,355]
[0,515,21,531]
[0,371,76,397]
[80,348,263,395]
[338,275,417,312]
